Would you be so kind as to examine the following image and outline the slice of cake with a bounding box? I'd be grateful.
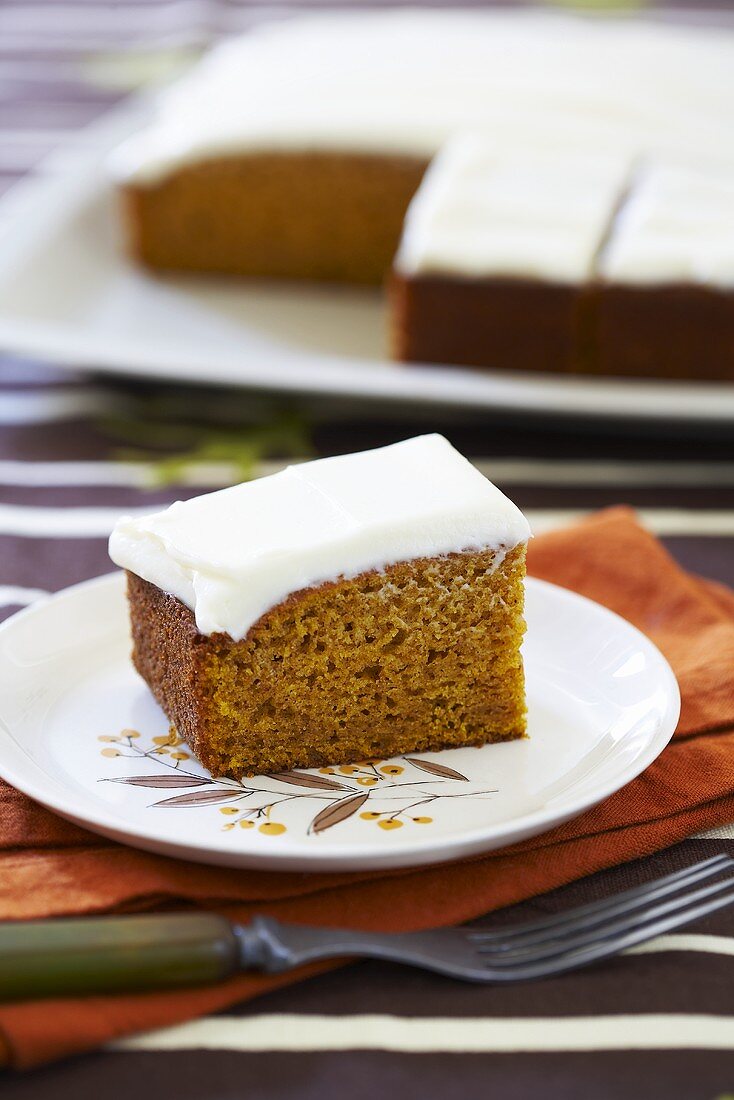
[593,162,734,381]
[109,435,530,778]
[390,136,629,374]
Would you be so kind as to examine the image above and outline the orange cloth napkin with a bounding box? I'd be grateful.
[1,508,733,1069]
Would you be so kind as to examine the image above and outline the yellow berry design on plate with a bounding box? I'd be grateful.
[96,735,482,840]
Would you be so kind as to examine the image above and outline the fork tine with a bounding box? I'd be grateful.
[480,884,734,982]
[477,870,734,964]
[467,855,732,944]
[474,856,734,953]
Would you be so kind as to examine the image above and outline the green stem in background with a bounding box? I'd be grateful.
[96,406,313,487]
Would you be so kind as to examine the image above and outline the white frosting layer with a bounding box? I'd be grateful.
[599,162,734,286]
[109,435,531,642]
[395,135,629,281]
[111,11,734,184]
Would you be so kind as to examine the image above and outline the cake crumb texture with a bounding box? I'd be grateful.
[122,152,428,284]
[127,545,527,778]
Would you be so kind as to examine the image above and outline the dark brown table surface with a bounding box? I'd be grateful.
[1,2,733,1095]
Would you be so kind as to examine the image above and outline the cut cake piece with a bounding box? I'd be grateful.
[390,136,629,373]
[109,435,530,778]
[593,162,734,381]
[120,152,428,285]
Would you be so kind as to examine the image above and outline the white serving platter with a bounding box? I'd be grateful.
[0,99,731,424]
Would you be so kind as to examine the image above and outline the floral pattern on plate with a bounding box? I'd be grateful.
[98,728,498,838]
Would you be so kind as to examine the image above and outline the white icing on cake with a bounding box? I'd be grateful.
[599,162,734,286]
[108,435,531,642]
[395,135,629,281]
[111,11,734,184]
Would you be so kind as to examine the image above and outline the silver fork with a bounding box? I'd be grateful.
[0,855,732,999]
[240,854,734,982]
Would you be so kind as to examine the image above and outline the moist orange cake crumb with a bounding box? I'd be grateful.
[121,152,428,285]
[126,545,526,778]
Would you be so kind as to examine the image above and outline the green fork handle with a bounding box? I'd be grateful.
[0,913,240,1000]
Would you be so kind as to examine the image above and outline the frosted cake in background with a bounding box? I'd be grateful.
[111,10,734,380]
[391,141,734,381]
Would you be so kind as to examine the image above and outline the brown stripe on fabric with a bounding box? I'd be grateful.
[662,537,734,588]
[0,534,111,591]
[2,1048,734,1100]
[0,423,121,462]
[315,421,734,464]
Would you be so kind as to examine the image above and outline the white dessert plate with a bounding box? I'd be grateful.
[0,100,732,425]
[0,571,679,872]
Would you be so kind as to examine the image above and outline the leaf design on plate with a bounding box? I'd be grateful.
[309,792,369,834]
[107,775,211,789]
[406,758,468,781]
[152,789,243,808]
[272,770,350,792]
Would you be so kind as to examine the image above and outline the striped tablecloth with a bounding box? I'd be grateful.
[1,2,734,1095]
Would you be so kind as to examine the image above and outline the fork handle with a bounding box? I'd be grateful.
[0,913,240,1001]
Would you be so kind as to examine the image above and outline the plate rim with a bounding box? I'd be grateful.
[0,570,681,872]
